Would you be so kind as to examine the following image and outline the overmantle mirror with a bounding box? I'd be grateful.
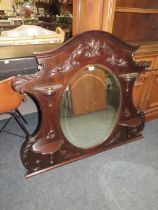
[13,30,147,177]
[60,64,121,149]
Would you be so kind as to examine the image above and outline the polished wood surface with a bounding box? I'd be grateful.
[133,46,158,121]
[73,0,116,35]
[113,0,158,43]
[113,13,158,43]
[115,0,158,121]
[73,0,104,35]
[115,7,158,14]
[13,30,147,177]
[73,0,158,43]
[102,0,116,33]
[116,0,158,9]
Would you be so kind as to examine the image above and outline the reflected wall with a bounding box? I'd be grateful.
[60,65,121,149]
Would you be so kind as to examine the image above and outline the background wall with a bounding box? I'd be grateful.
[0,0,12,11]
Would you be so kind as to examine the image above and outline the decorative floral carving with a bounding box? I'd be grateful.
[103,43,128,67]
[51,39,128,76]
[13,64,43,92]
[51,45,81,76]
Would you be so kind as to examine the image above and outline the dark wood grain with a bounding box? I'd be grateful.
[116,0,158,9]
[113,13,158,43]
[13,30,147,177]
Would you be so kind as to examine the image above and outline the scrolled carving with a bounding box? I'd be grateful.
[119,110,145,139]
[21,129,57,173]
[103,44,128,67]
[82,39,102,57]
[134,60,151,71]
[137,110,145,133]
[51,45,81,76]
[21,135,62,174]
[13,64,44,92]
[51,39,128,76]
[21,137,41,172]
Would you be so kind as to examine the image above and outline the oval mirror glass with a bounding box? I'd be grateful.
[60,65,121,149]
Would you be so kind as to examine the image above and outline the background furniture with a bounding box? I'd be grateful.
[0,44,60,80]
[73,0,158,121]
[0,25,65,46]
[70,69,106,115]
[0,42,61,80]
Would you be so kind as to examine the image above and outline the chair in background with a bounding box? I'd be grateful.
[0,76,30,137]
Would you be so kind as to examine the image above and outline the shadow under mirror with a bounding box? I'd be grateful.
[60,65,121,149]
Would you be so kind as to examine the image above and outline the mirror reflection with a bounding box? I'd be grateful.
[60,65,121,149]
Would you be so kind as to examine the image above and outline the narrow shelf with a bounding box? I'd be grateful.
[115,7,158,14]
[34,84,63,96]
[131,41,158,57]
[119,117,141,128]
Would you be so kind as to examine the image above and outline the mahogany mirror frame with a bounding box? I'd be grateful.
[13,30,148,177]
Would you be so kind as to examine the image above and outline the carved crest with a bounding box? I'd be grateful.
[51,39,128,76]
